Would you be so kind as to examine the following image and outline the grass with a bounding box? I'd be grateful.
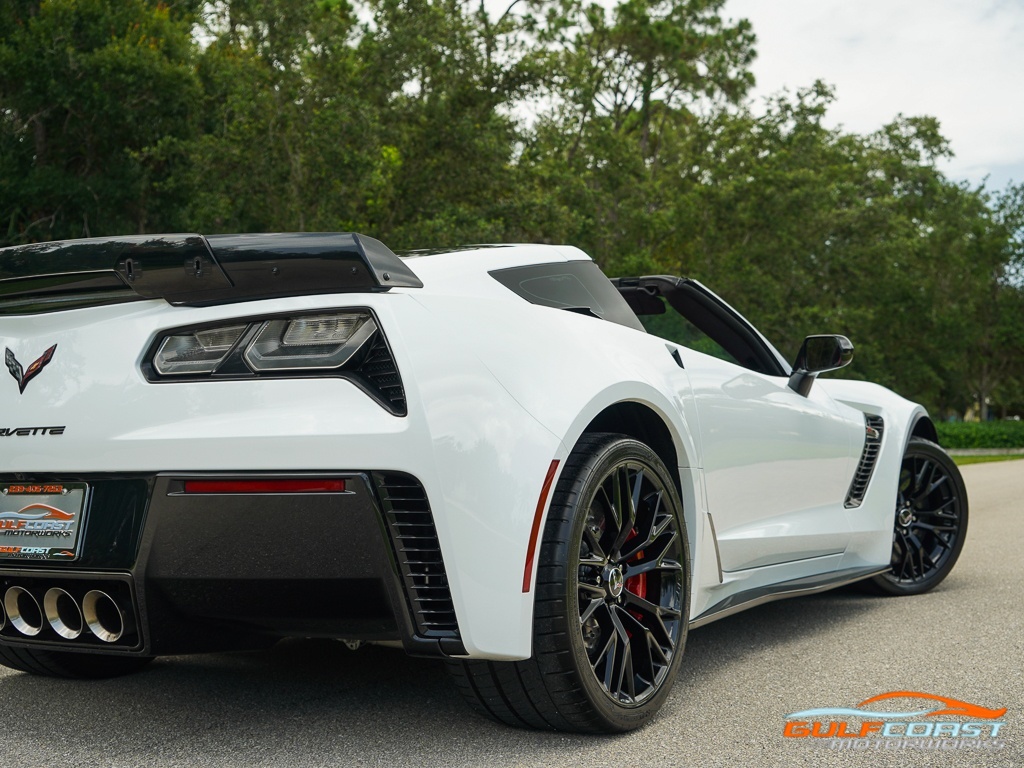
[952,453,1024,466]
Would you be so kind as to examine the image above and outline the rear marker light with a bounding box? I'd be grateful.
[522,460,561,593]
[183,479,347,494]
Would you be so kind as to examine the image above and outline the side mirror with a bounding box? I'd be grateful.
[788,335,854,396]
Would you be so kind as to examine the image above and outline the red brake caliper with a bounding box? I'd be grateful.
[623,528,647,625]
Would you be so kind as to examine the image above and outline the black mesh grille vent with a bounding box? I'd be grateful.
[374,473,459,638]
[845,414,885,508]
[354,333,407,416]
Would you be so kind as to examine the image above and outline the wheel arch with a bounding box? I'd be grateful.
[581,401,681,497]
[910,414,939,445]
[568,398,700,578]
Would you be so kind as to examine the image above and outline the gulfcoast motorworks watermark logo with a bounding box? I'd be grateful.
[783,691,1007,752]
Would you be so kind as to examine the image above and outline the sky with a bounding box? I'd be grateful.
[724,0,1024,192]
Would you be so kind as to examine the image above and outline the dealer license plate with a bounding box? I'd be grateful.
[0,482,88,562]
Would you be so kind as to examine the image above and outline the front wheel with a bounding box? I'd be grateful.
[447,433,690,732]
[869,437,968,595]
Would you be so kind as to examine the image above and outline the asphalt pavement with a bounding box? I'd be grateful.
[2,460,1021,767]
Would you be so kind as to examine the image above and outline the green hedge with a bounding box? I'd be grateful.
[936,421,1024,449]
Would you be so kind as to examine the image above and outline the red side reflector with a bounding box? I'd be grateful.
[183,479,346,494]
[522,460,560,593]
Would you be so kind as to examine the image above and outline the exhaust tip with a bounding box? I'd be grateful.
[4,586,44,637]
[82,590,125,643]
[44,588,84,640]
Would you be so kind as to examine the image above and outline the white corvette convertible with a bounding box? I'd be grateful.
[0,234,967,732]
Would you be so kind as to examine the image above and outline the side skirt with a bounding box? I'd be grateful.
[688,565,889,629]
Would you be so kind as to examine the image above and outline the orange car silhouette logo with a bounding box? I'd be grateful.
[859,692,1006,719]
[788,691,1007,721]
[0,504,76,522]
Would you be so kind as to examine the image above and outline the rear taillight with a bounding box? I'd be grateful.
[147,311,377,377]
[153,325,248,375]
[244,314,375,371]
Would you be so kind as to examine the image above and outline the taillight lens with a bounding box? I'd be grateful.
[244,313,376,371]
[153,325,247,375]
[149,311,378,377]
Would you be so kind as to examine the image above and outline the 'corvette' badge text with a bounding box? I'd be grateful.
[5,344,57,394]
[0,426,66,436]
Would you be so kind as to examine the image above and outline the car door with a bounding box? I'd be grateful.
[615,276,865,573]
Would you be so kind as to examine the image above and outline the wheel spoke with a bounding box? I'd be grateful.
[648,631,671,668]
[579,596,604,625]
[595,632,619,691]
[618,609,657,685]
[907,534,926,577]
[894,532,913,579]
[930,498,958,517]
[596,484,618,546]
[581,528,607,563]
[913,459,932,497]
[622,592,678,647]
[913,522,955,536]
[915,469,949,504]
[619,506,670,562]
[578,581,605,598]
[609,467,639,556]
[607,607,635,702]
[625,555,682,579]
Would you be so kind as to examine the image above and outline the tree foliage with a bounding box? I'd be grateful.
[1,0,1021,416]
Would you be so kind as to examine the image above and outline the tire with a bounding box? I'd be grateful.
[447,433,690,733]
[0,645,154,679]
[868,437,968,596]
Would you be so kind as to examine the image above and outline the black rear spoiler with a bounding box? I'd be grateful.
[0,232,422,314]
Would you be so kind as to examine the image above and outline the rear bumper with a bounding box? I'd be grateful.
[0,471,465,658]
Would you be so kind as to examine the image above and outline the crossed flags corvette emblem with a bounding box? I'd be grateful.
[5,345,57,394]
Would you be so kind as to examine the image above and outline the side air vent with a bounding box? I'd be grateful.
[354,334,407,416]
[845,414,884,508]
[373,473,459,638]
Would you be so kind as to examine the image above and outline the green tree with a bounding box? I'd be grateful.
[0,0,201,244]
[517,0,755,264]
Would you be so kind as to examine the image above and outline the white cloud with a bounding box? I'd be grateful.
[726,0,1024,189]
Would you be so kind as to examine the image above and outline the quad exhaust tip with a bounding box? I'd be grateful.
[82,590,126,643]
[44,587,84,640]
[4,586,44,637]
[1,585,132,643]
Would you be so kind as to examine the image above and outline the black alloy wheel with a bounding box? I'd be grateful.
[575,449,686,708]
[447,433,689,733]
[870,438,968,596]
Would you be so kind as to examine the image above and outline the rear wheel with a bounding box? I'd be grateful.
[0,645,154,679]
[869,437,968,595]
[448,433,689,732]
